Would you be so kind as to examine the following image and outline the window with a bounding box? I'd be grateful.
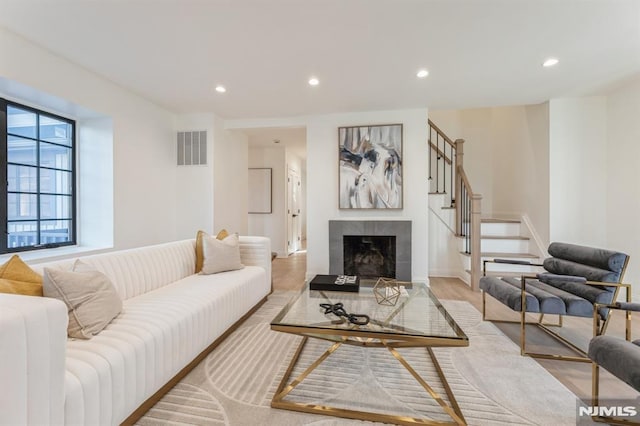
[1,99,76,253]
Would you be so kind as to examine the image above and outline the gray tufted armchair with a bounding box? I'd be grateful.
[480,242,630,362]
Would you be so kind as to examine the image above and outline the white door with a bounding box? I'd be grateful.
[287,169,302,254]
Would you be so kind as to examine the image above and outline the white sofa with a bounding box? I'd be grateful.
[0,236,271,426]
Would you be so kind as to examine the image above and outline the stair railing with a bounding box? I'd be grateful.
[428,119,482,291]
[458,168,482,291]
[428,119,455,208]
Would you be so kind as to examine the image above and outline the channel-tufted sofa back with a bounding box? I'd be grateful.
[33,240,196,300]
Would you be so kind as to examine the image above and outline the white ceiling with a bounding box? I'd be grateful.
[243,127,307,160]
[1,0,639,120]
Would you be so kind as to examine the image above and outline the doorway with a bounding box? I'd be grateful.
[287,168,302,254]
[245,126,306,258]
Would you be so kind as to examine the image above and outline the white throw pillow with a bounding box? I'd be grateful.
[201,233,244,274]
[43,260,122,339]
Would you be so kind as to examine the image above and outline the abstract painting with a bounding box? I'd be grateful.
[339,124,403,209]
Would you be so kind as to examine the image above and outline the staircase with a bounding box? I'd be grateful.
[428,119,544,288]
[467,219,542,278]
[429,193,544,282]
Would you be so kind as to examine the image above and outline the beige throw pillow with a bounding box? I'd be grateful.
[200,233,244,275]
[195,229,230,273]
[43,260,122,339]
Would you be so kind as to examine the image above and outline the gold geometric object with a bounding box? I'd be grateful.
[373,277,401,306]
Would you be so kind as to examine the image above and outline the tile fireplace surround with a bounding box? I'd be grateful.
[329,220,412,281]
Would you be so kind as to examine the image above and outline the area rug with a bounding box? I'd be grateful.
[136,291,580,425]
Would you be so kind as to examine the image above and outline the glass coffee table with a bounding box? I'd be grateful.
[270,281,469,425]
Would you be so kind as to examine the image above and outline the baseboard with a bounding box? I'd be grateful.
[457,271,470,285]
[120,295,269,426]
[429,269,470,285]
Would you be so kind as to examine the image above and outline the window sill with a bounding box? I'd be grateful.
[0,245,114,265]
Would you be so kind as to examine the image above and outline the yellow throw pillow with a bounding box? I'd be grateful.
[216,229,229,240]
[0,255,43,296]
[195,229,230,273]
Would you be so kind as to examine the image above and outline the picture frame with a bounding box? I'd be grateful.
[338,124,403,209]
[248,168,272,214]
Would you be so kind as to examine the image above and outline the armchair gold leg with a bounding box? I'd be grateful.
[520,314,526,356]
[521,282,526,356]
[539,314,562,327]
[591,361,640,425]
[483,291,591,362]
[592,363,599,408]
[600,286,625,336]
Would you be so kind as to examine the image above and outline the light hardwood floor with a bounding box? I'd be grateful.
[272,248,639,406]
[272,247,307,291]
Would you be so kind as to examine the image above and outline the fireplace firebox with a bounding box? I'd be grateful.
[343,236,396,278]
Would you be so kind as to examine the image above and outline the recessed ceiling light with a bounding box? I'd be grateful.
[416,69,429,78]
[215,85,226,93]
[542,58,559,67]
[308,77,319,86]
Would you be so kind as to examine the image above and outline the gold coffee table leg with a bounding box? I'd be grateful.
[386,343,466,426]
[272,337,343,402]
[272,337,467,425]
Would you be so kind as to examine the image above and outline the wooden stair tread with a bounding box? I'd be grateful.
[481,218,521,224]
[482,252,538,258]
[460,251,538,258]
[465,269,538,278]
[441,206,455,210]
[457,235,529,240]
[481,235,529,240]
[428,191,448,195]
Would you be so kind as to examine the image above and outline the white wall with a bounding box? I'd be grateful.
[549,97,607,246]
[491,104,550,244]
[213,117,249,234]
[606,77,640,298]
[175,113,215,239]
[111,99,177,249]
[428,196,465,279]
[77,117,114,248]
[0,27,179,251]
[306,109,429,282]
[248,146,287,255]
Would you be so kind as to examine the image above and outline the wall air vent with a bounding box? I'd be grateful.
[177,130,207,165]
